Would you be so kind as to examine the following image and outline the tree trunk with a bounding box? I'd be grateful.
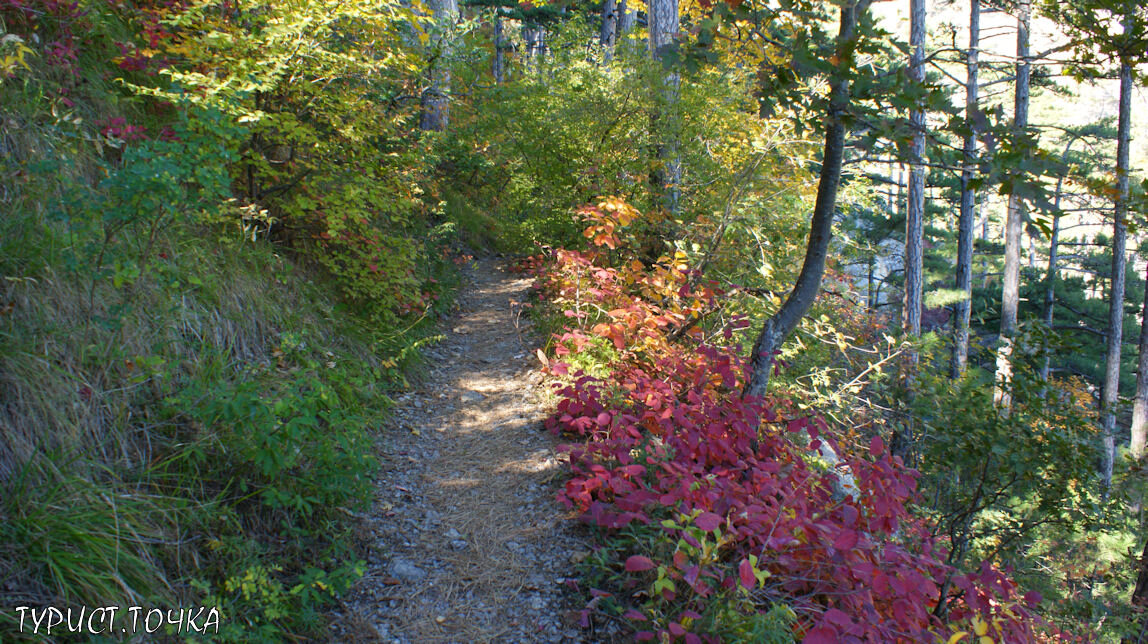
[743,0,872,398]
[1039,138,1076,383]
[951,0,978,379]
[648,0,681,214]
[493,12,505,84]
[600,0,618,58]
[903,0,926,342]
[980,199,989,241]
[1102,38,1133,490]
[617,0,635,39]
[419,0,458,132]
[1131,261,1148,460]
[523,25,546,74]
[892,0,927,459]
[896,162,905,217]
[868,256,877,310]
[993,0,1030,410]
[535,27,548,72]
[1128,538,1148,642]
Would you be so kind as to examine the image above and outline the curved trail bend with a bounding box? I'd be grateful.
[338,259,591,643]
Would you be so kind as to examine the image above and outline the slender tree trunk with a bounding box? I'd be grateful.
[869,256,877,310]
[1102,39,1134,490]
[523,25,546,74]
[951,0,979,379]
[897,163,905,217]
[617,0,635,39]
[523,24,535,62]
[993,0,1030,410]
[1128,538,1148,643]
[600,0,618,58]
[980,200,989,241]
[982,198,991,241]
[885,153,896,211]
[493,12,505,84]
[1131,260,1148,460]
[743,0,872,398]
[892,0,927,459]
[979,199,991,289]
[419,0,458,132]
[536,27,548,73]
[1040,139,1075,383]
[1040,213,1060,377]
[648,0,681,213]
[904,0,926,342]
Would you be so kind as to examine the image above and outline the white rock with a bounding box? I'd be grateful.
[389,559,426,582]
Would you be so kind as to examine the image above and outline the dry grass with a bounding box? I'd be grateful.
[0,234,385,482]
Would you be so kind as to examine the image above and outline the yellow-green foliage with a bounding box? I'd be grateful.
[448,17,815,267]
[129,0,440,322]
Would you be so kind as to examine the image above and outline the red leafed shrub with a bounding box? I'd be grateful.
[531,198,1063,643]
[97,117,149,142]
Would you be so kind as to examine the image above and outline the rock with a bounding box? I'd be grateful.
[450,539,468,550]
[461,391,484,402]
[390,559,427,582]
[444,528,462,539]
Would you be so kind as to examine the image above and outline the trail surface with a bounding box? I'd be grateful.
[337,259,589,643]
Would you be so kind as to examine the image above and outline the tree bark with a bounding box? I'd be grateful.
[1102,34,1133,489]
[648,0,681,213]
[904,0,926,343]
[523,24,546,74]
[951,0,979,379]
[1129,537,1148,642]
[1039,138,1076,383]
[493,12,505,84]
[896,162,905,217]
[419,0,458,132]
[1131,260,1148,459]
[743,0,872,398]
[980,199,989,241]
[617,0,635,39]
[993,0,1030,410]
[600,0,618,58]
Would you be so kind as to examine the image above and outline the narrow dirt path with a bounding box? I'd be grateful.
[336,259,588,643]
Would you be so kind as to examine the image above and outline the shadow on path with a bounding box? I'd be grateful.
[337,259,589,643]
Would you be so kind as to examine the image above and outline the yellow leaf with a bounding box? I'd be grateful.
[972,616,988,636]
[947,633,968,644]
